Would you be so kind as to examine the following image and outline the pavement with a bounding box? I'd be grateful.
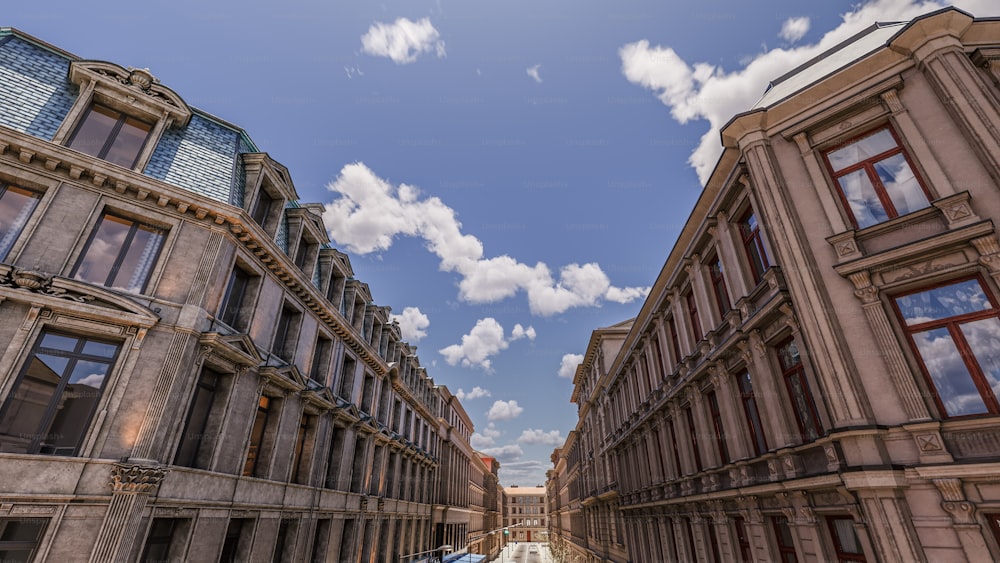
[492,542,553,563]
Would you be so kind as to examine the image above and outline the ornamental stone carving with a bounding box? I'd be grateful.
[110,463,168,494]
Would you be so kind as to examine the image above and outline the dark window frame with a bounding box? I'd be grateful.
[66,103,153,169]
[707,390,730,465]
[686,289,702,343]
[826,516,867,563]
[739,208,771,285]
[0,182,42,261]
[243,395,274,478]
[771,516,799,563]
[0,517,48,561]
[219,266,253,330]
[70,211,166,294]
[776,338,824,442]
[173,367,225,469]
[685,406,704,472]
[737,369,769,456]
[734,516,752,563]
[667,316,682,367]
[708,254,731,317]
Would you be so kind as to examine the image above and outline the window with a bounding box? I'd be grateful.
[685,406,703,472]
[0,183,41,261]
[686,290,702,342]
[325,425,347,489]
[243,395,275,477]
[739,209,771,285]
[0,517,48,562]
[737,369,769,456]
[988,514,1000,552]
[772,516,799,563]
[272,305,301,364]
[733,516,752,563]
[140,518,185,563]
[251,189,275,227]
[822,126,929,229]
[290,413,314,485]
[707,391,730,465]
[827,517,866,562]
[338,355,357,400]
[220,519,251,563]
[309,335,333,384]
[708,255,731,316]
[668,317,682,366]
[667,418,682,476]
[66,104,152,168]
[893,277,1000,417]
[0,331,120,456]
[72,212,165,293]
[777,338,823,441]
[219,266,252,330]
[174,368,227,469]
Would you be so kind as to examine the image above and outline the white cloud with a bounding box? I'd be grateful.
[619,0,1000,184]
[391,306,430,341]
[510,324,536,341]
[478,443,523,463]
[558,353,583,379]
[488,399,524,421]
[518,428,565,446]
[360,17,446,64]
[439,318,507,370]
[455,386,492,401]
[323,163,649,316]
[779,17,811,43]
[527,64,543,83]
[471,432,494,448]
[499,460,550,486]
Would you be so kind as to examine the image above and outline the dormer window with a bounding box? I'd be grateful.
[66,104,152,168]
[251,188,275,227]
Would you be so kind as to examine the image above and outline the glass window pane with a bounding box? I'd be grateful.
[0,354,65,453]
[109,223,163,292]
[103,117,151,168]
[787,372,820,440]
[837,169,887,228]
[913,327,988,416]
[895,279,991,325]
[827,129,897,172]
[82,340,118,359]
[43,360,112,454]
[832,519,863,554]
[0,519,46,542]
[778,340,801,371]
[874,153,927,217]
[67,105,118,158]
[960,318,1000,404]
[74,215,133,286]
[39,333,80,352]
[0,186,41,260]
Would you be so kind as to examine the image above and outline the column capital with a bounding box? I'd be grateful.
[110,462,169,494]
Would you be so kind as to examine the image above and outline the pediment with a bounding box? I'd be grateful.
[258,364,307,393]
[69,61,192,126]
[198,332,262,369]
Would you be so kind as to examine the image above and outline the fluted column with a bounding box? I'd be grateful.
[89,463,169,563]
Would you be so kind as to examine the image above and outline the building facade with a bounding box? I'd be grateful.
[0,28,486,563]
[504,486,548,544]
[549,8,1000,563]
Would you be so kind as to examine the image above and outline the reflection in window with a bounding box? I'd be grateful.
[174,368,226,469]
[777,338,823,441]
[737,369,768,456]
[0,517,49,562]
[0,184,42,261]
[219,267,252,330]
[67,104,152,168]
[823,126,930,229]
[739,209,771,284]
[72,213,165,293]
[0,332,120,456]
[894,278,1000,417]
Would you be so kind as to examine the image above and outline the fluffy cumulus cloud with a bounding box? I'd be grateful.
[455,386,492,401]
[527,64,543,83]
[360,17,446,64]
[391,306,430,342]
[439,317,535,370]
[558,353,584,379]
[478,443,523,463]
[779,16,811,43]
[499,460,551,486]
[323,163,649,316]
[619,0,1000,184]
[518,428,565,446]
[471,422,502,448]
[488,399,524,421]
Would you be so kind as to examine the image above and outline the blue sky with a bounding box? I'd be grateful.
[7,0,996,486]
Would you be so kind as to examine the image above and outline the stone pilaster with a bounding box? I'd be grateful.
[933,478,993,562]
[89,462,169,563]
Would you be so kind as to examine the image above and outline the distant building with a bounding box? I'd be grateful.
[504,486,548,543]
[0,27,487,562]
[549,8,1000,563]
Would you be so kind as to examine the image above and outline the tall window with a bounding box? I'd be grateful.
[310,335,333,384]
[272,306,301,363]
[291,413,314,485]
[733,516,752,563]
[67,104,152,168]
[777,338,824,441]
[338,355,357,400]
[739,209,771,285]
[708,255,731,316]
[219,267,252,330]
[772,516,799,563]
[140,518,185,563]
[737,369,769,456]
[987,514,1000,553]
[0,517,48,562]
[174,368,226,469]
[0,332,120,456]
[667,418,682,477]
[893,277,1000,417]
[0,183,41,261]
[251,189,275,227]
[668,317,682,366]
[822,126,929,229]
[707,391,730,465]
[686,290,702,342]
[685,406,703,472]
[243,395,274,477]
[826,517,866,562]
[72,212,165,293]
[220,519,250,563]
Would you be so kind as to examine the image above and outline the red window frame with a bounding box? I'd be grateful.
[733,516,752,563]
[737,369,769,456]
[771,516,799,563]
[826,516,867,562]
[707,391,730,465]
[987,514,1000,551]
[739,209,771,285]
[890,275,1000,418]
[776,338,824,442]
[685,406,704,472]
[821,125,931,229]
[686,289,703,342]
[708,254,731,317]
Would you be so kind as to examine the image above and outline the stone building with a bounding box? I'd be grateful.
[504,486,548,543]
[0,27,486,563]
[548,7,1000,563]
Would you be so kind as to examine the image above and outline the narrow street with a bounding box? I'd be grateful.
[495,542,552,563]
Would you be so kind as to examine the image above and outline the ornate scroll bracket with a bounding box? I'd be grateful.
[110,463,169,494]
